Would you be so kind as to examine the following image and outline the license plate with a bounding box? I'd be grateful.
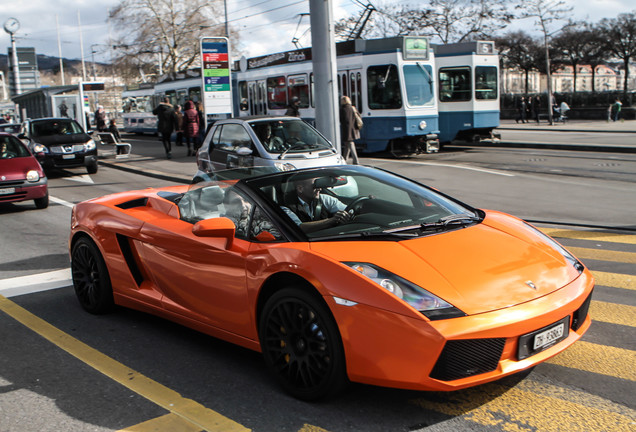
[0,187,16,195]
[533,323,565,350]
[62,154,76,159]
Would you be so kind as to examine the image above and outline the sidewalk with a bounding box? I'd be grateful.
[497,118,636,133]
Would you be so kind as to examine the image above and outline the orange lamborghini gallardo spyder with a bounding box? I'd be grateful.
[69,165,593,400]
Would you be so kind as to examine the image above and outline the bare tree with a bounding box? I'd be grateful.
[517,0,573,125]
[580,24,611,93]
[336,0,515,43]
[597,11,636,95]
[552,23,589,93]
[109,0,233,81]
[495,31,541,94]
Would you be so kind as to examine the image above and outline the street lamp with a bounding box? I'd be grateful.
[4,17,21,96]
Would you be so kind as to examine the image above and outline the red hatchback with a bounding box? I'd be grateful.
[0,132,48,209]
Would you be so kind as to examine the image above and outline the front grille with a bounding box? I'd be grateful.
[0,180,25,187]
[50,144,84,154]
[572,289,593,331]
[0,192,27,201]
[430,338,506,381]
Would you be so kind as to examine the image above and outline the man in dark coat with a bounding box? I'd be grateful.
[285,96,301,117]
[153,97,176,159]
[339,96,360,164]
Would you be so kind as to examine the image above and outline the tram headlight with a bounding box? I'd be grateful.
[419,120,427,130]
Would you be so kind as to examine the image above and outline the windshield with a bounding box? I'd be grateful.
[245,166,479,240]
[249,119,333,154]
[0,135,31,159]
[31,119,84,137]
[403,64,434,107]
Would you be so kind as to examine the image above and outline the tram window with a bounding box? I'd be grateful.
[439,67,471,102]
[367,64,402,110]
[288,74,309,108]
[356,72,362,112]
[403,64,434,107]
[267,76,287,110]
[165,90,177,105]
[238,81,248,111]
[475,66,498,100]
[189,87,201,103]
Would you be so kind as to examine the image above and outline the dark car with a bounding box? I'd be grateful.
[0,123,21,135]
[19,118,98,174]
[0,133,48,209]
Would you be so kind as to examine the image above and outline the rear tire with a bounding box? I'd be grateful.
[34,193,49,209]
[87,160,98,174]
[259,287,347,400]
[71,237,114,314]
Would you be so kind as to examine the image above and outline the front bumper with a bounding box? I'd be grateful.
[327,269,594,391]
[38,151,97,170]
[0,178,48,204]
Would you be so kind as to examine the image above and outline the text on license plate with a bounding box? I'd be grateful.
[62,154,76,159]
[533,323,565,350]
[0,187,16,195]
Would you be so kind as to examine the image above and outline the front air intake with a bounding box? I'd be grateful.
[430,338,506,381]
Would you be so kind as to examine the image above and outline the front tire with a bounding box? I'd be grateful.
[259,287,347,400]
[34,193,49,209]
[87,159,98,174]
[71,237,114,314]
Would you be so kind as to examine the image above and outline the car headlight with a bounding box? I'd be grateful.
[33,143,48,153]
[84,139,96,151]
[344,262,466,320]
[274,162,296,171]
[26,170,40,182]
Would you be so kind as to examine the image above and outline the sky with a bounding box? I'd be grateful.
[1,0,634,67]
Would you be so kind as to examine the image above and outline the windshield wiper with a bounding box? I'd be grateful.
[420,214,480,230]
[312,230,418,241]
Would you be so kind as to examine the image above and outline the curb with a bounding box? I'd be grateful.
[98,158,191,184]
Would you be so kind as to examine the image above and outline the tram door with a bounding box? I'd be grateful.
[247,81,267,116]
[338,70,363,113]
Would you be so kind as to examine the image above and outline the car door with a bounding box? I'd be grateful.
[210,123,266,171]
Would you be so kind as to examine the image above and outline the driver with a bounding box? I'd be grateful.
[281,177,351,233]
[256,123,284,151]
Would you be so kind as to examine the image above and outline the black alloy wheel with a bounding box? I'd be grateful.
[71,237,114,314]
[259,287,347,401]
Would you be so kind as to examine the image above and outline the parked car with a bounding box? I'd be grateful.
[19,118,98,174]
[0,132,48,208]
[195,116,344,179]
[70,165,593,400]
[0,123,21,135]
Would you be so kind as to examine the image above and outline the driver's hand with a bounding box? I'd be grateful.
[332,210,352,225]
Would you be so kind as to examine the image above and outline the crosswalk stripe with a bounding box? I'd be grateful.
[541,228,636,245]
[567,246,636,264]
[411,379,636,431]
[591,270,635,291]
[590,301,636,327]
[119,413,203,432]
[547,340,636,381]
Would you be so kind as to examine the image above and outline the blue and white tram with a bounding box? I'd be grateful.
[234,37,440,155]
[121,84,158,134]
[433,41,500,144]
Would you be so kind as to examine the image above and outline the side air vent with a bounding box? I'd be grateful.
[116,197,148,209]
[116,234,144,286]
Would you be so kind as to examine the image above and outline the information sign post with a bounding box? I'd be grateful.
[200,37,233,130]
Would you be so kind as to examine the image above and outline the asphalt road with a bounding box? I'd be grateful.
[0,133,634,431]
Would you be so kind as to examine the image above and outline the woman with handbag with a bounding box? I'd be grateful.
[339,96,361,164]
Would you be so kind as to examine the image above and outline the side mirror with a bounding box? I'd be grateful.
[192,217,235,248]
[236,146,253,156]
[17,133,27,140]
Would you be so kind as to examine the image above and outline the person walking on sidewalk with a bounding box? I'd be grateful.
[611,98,622,122]
[174,105,184,147]
[183,100,200,156]
[340,95,360,164]
[531,96,541,123]
[516,96,527,123]
[153,97,177,159]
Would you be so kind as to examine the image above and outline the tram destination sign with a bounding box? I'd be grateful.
[200,37,232,116]
[403,37,430,60]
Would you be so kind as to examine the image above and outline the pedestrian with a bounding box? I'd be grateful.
[285,96,301,117]
[195,102,206,148]
[152,96,177,159]
[182,100,200,157]
[611,98,622,122]
[559,101,570,122]
[94,105,107,132]
[532,96,541,124]
[107,119,126,155]
[174,105,184,147]
[339,95,360,165]
[516,96,527,123]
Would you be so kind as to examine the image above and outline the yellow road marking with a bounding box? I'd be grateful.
[567,246,636,264]
[592,270,635,291]
[590,301,636,327]
[412,379,636,431]
[541,228,636,245]
[547,341,636,381]
[0,295,249,432]
[298,425,330,432]
[119,413,203,432]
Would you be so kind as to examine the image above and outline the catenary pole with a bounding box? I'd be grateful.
[309,0,341,153]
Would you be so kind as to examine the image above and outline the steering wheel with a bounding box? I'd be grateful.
[345,196,371,215]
